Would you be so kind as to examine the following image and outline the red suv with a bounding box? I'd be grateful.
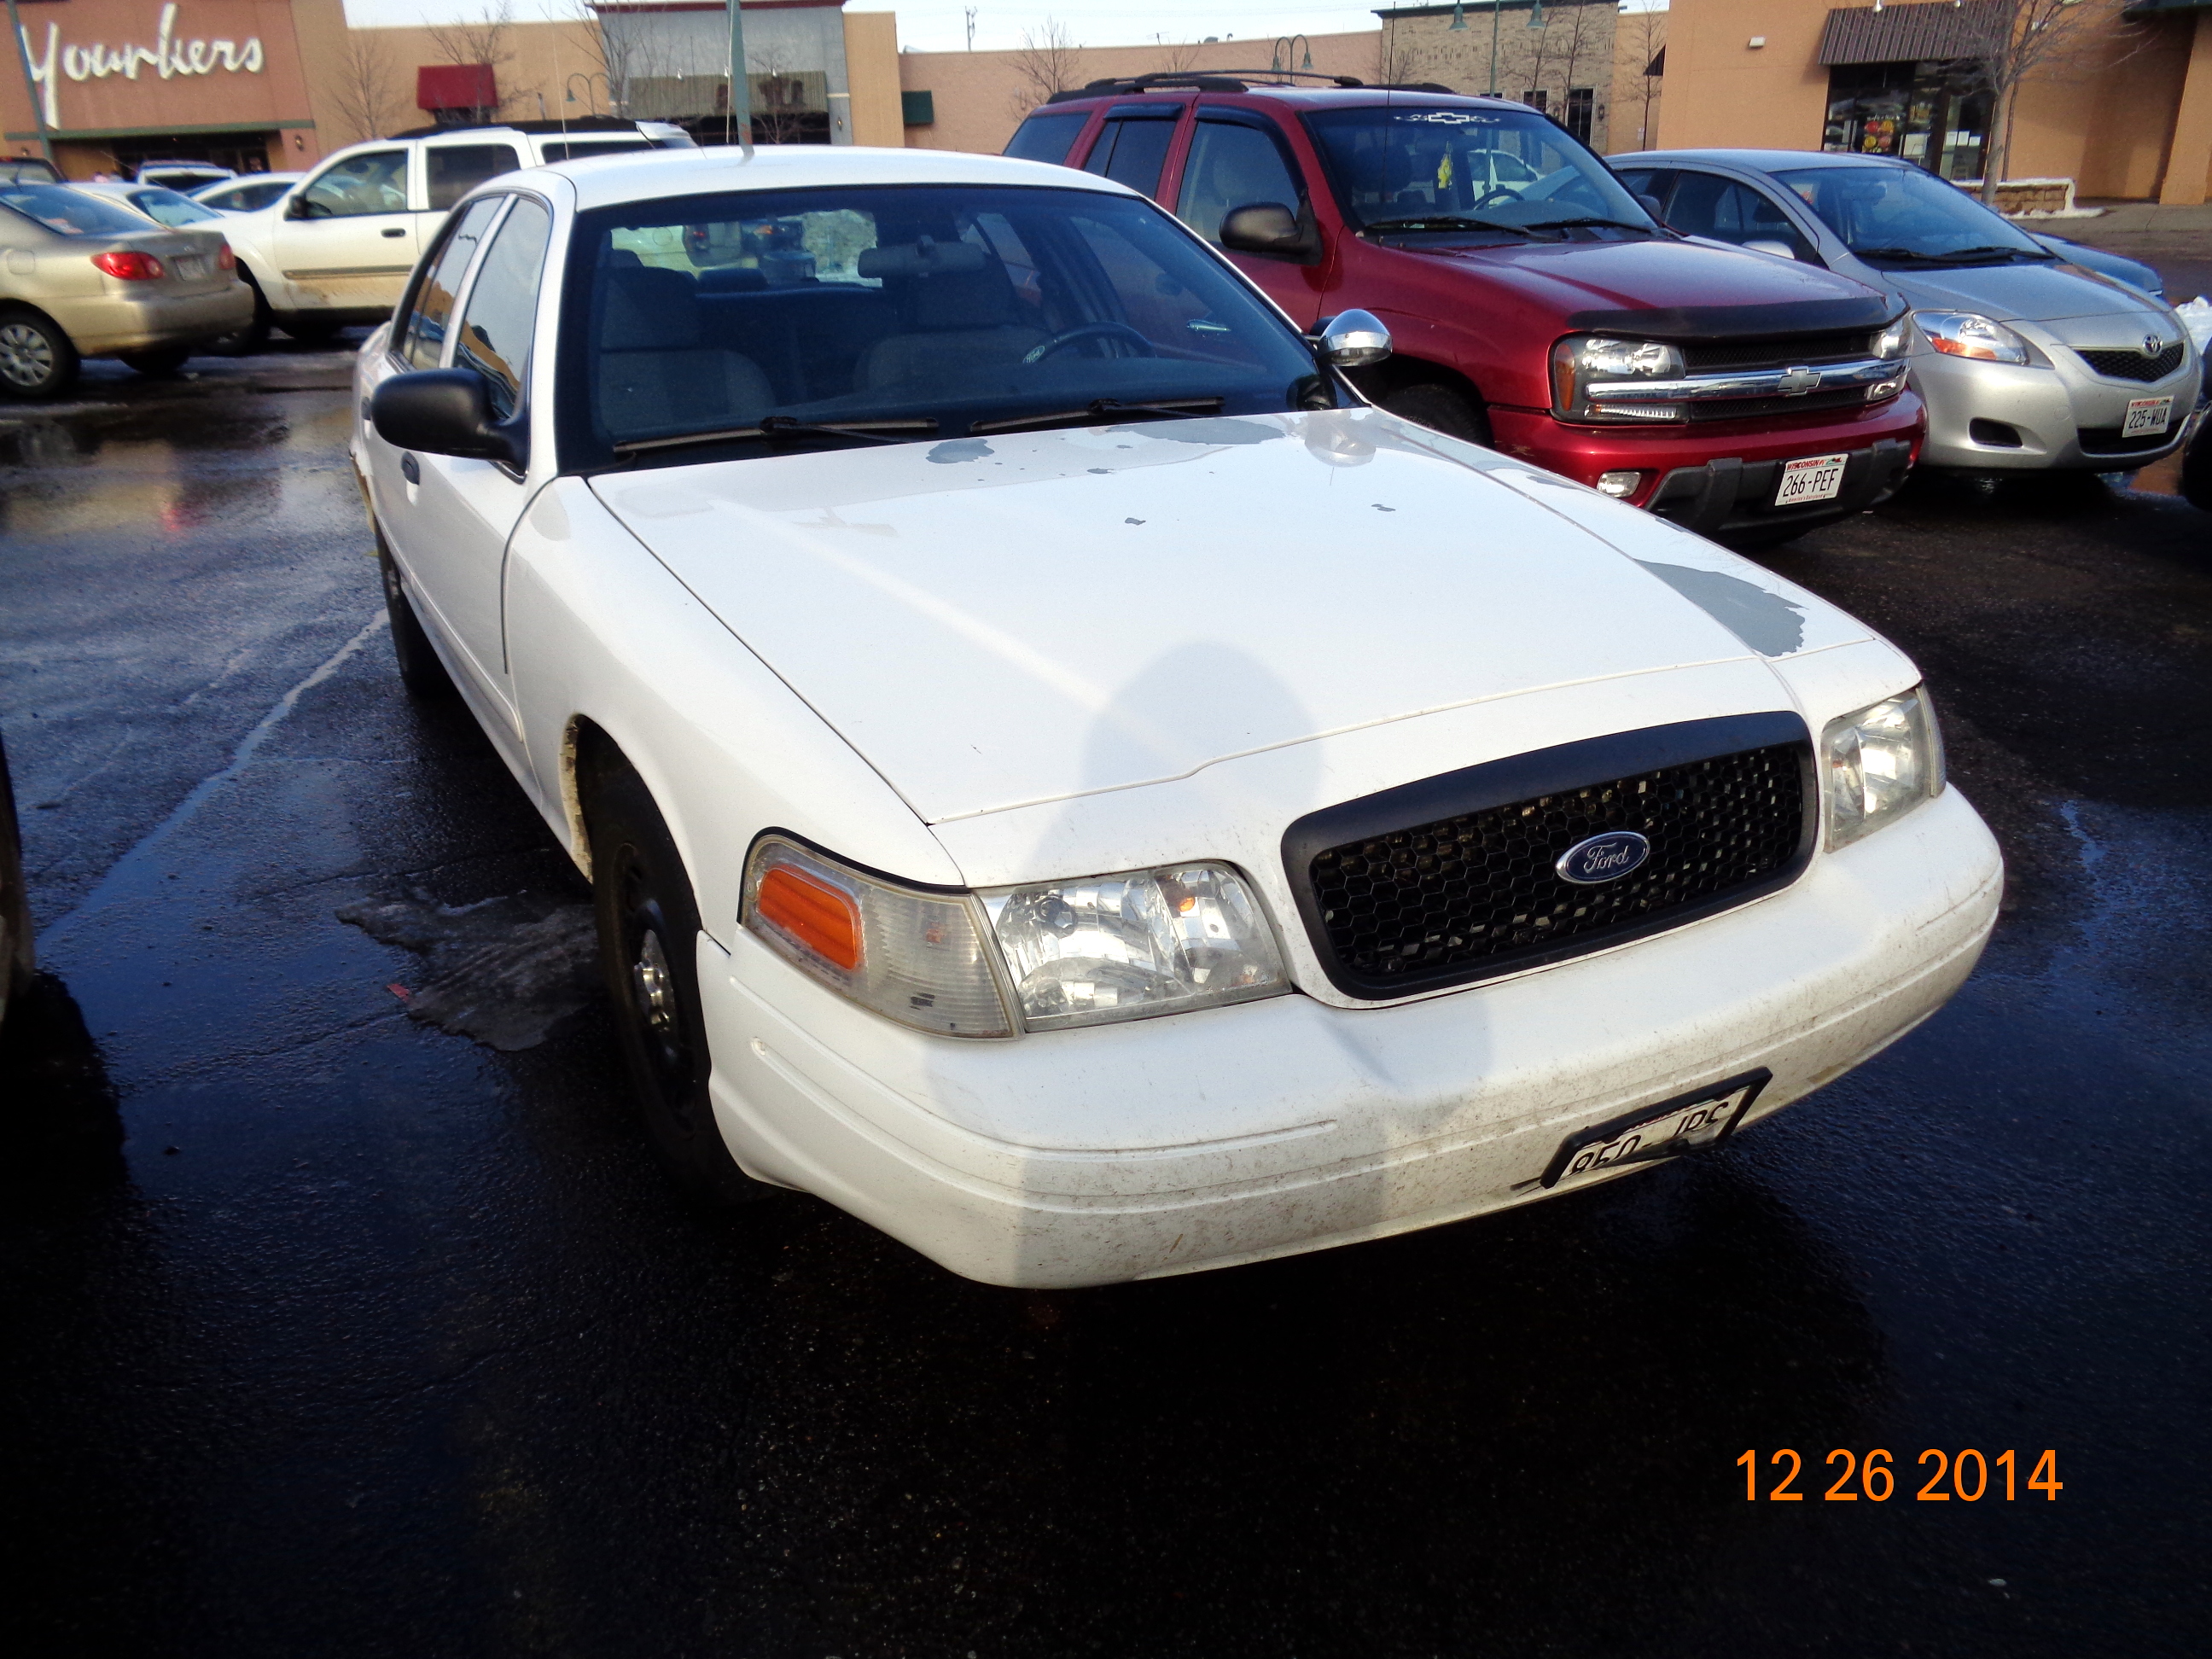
[1009,76,1924,544]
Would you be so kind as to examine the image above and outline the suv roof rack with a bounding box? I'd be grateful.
[1045,73,1467,102]
[387,116,650,140]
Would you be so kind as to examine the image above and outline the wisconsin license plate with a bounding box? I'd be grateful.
[1775,452,1848,507]
[2124,396,2174,437]
[1540,1072,1770,1190]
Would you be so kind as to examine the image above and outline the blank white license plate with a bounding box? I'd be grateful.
[1775,452,1849,506]
[2124,396,2174,436]
[173,256,206,280]
[1540,1074,1768,1190]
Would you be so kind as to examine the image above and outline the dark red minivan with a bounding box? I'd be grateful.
[1009,75,1924,545]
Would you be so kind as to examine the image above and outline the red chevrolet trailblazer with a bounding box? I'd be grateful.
[1010,74,1924,545]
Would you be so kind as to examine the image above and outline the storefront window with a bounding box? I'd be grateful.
[1824,61,1991,183]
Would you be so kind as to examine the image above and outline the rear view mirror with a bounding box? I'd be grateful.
[1313,309,1392,368]
[372,369,527,469]
[1220,201,1323,265]
[1742,239,1799,260]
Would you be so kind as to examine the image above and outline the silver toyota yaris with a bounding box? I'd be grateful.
[1612,148,2199,474]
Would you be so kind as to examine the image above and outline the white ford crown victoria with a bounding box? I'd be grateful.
[352,147,2002,1288]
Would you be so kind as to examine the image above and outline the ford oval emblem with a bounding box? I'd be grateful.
[1556,830,1651,886]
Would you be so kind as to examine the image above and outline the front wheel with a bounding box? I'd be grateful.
[0,311,79,401]
[2180,424,2212,515]
[1376,381,1493,447]
[121,346,191,377]
[587,763,774,1207]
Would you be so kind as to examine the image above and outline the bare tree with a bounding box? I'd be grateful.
[1549,1,1604,140]
[1009,20,1084,118]
[1948,0,2150,201]
[425,3,520,117]
[1618,7,1666,153]
[748,41,817,145]
[323,31,408,144]
[1156,38,1204,77]
[1377,20,1443,89]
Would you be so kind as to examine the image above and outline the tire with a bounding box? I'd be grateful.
[1377,381,1493,446]
[2180,422,2212,515]
[121,346,191,377]
[375,536,458,701]
[210,271,271,356]
[276,314,341,345]
[586,760,772,1207]
[0,309,79,400]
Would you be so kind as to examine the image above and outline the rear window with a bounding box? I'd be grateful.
[540,140,653,164]
[428,144,523,211]
[1004,112,1088,166]
[0,184,148,236]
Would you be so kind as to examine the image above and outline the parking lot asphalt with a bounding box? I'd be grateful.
[1,345,2207,1659]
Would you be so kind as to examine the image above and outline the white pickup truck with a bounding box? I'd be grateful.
[224,119,691,342]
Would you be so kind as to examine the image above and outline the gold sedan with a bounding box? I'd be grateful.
[0,181,255,398]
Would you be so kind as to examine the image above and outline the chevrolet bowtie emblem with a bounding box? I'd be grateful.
[1777,366,1820,395]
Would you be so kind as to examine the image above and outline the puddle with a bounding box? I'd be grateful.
[337,893,598,1051]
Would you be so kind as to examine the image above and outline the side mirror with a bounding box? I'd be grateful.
[372,369,527,469]
[1742,239,1799,260]
[1312,309,1392,368]
[1635,193,1667,224]
[1220,201,1324,265]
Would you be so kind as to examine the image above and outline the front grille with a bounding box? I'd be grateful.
[1302,741,1809,994]
[2077,423,2176,455]
[1681,331,1877,373]
[2075,345,2185,382]
[1688,387,1877,423]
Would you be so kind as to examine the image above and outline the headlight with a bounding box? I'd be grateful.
[1873,317,1910,359]
[1912,311,2030,365]
[1823,687,1946,850]
[1551,335,1687,422]
[981,863,1288,1031]
[743,837,1014,1038]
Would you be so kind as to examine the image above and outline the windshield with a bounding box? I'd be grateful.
[129,186,222,227]
[0,184,151,237]
[1304,105,1656,233]
[559,183,1335,469]
[1773,166,2048,265]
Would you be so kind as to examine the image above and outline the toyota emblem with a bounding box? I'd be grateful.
[2144,334,2166,356]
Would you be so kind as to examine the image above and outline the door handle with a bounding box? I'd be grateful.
[381,227,405,238]
[400,452,420,485]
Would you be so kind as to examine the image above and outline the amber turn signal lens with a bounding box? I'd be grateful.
[756,864,863,971]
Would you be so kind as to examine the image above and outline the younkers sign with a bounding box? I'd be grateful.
[16,5,265,130]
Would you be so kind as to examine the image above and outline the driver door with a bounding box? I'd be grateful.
[271,148,419,314]
[1168,114,1326,328]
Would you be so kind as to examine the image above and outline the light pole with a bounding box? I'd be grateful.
[4,0,54,162]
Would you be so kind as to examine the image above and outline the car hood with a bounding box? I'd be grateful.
[591,410,1866,824]
[1398,234,1891,327]
[1888,259,2168,325]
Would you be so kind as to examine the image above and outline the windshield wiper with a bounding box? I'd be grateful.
[1520,216,1655,233]
[1362,215,1528,236]
[614,416,937,457]
[1851,243,2052,265]
[969,397,1223,436]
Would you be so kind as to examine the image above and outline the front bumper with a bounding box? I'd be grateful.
[1487,393,1925,538]
[697,787,2002,1289]
[1912,347,2203,471]
[50,282,254,355]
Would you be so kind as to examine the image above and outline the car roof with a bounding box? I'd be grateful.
[1044,81,1536,114]
[1612,148,1913,174]
[542,143,1141,213]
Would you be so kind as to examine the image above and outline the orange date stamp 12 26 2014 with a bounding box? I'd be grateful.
[1739,1448,2062,1503]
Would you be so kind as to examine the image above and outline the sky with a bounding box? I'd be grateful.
[343,2,1663,59]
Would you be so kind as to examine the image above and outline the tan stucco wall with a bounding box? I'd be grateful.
[1662,0,2199,201]
[1611,8,1668,152]
[843,10,904,147]
[897,31,1383,158]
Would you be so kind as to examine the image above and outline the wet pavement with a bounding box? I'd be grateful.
[2,339,2208,1658]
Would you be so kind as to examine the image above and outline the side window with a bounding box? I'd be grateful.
[427,144,521,212]
[1003,111,1088,165]
[452,197,551,424]
[296,150,410,219]
[398,195,504,370]
[1668,172,1813,259]
[1177,120,1303,244]
[1611,167,1672,209]
[1080,117,1179,199]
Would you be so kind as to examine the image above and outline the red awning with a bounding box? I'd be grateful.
[417,64,499,112]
